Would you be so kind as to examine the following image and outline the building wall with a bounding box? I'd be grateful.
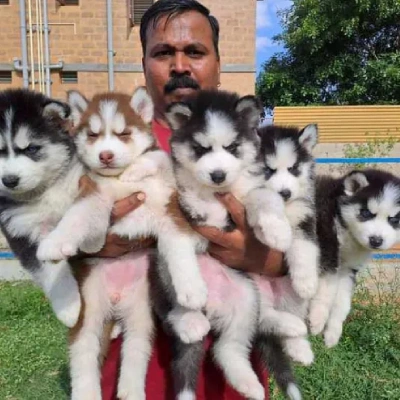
[0,0,257,100]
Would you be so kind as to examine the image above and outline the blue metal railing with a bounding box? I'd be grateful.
[1,157,400,261]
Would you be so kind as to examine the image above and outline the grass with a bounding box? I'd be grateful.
[0,279,399,400]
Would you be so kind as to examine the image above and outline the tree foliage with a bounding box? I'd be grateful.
[256,0,400,107]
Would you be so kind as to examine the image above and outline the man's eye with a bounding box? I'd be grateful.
[155,50,172,58]
[360,208,374,219]
[192,143,211,157]
[24,145,41,155]
[224,143,239,155]
[187,49,204,58]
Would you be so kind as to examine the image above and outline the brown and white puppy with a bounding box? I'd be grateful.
[36,87,204,400]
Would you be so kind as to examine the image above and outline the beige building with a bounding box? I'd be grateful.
[0,0,259,100]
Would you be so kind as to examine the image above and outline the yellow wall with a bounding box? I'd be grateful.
[273,106,400,143]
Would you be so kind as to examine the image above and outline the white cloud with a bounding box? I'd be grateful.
[256,0,292,30]
[256,36,277,50]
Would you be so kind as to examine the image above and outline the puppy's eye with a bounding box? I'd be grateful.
[0,148,7,156]
[264,166,276,178]
[87,131,99,138]
[288,163,300,174]
[192,143,211,158]
[224,143,239,155]
[24,145,41,155]
[359,208,374,219]
[119,129,131,137]
[388,216,400,227]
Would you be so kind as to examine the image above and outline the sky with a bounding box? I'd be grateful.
[256,0,292,76]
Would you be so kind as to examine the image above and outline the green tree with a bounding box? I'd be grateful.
[256,0,400,107]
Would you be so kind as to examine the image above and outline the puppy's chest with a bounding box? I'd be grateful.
[2,179,81,241]
[337,224,370,270]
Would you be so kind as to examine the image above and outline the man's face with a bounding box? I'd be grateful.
[143,11,221,117]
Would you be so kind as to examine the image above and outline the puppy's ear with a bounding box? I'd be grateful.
[42,99,71,120]
[298,124,318,152]
[130,86,154,124]
[343,171,369,196]
[67,90,89,126]
[165,103,192,130]
[235,95,264,130]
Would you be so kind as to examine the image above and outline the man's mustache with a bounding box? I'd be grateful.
[164,75,200,94]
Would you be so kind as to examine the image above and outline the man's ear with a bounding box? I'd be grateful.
[343,171,369,196]
[130,86,154,124]
[235,95,264,130]
[298,124,318,152]
[67,90,89,126]
[165,102,193,130]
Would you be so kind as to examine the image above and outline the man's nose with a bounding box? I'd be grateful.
[171,52,191,75]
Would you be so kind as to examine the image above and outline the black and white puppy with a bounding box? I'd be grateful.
[0,88,82,328]
[309,169,400,347]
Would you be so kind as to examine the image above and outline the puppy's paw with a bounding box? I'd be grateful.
[117,383,145,400]
[52,291,81,328]
[324,323,343,348]
[233,374,265,400]
[291,271,318,300]
[80,235,106,254]
[254,213,293,252]
[37,235,78,261]
[284,337,314,366]
[120,160,158,183]
[171,311,210,344]
[175,277,208,310]
[308,303,329,335]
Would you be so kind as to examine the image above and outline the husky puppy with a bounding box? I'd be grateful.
[252,124,320,366]
[309,169,400,348]
[0,88,83,328]
[152,89,303,400]
[37,87,211,400]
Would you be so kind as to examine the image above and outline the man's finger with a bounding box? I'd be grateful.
[215,193,247,231]
[111,192,146,224]
[192,225,227,246]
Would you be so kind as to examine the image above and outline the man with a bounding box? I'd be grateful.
[98,1,285,398]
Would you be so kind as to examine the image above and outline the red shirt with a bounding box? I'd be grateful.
[100,119,269,399]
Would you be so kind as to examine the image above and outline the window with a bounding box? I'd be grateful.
[0,0,10,5]
[0,72,12,84]
[61,71,78,84]
[57,0,79,5]
[130,0,153,26]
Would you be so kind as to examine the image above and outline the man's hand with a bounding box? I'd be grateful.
[192,193,286,277]
[78,175,155,258]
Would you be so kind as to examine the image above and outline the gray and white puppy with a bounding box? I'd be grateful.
[0,88,82,327]
[309,168,400,347]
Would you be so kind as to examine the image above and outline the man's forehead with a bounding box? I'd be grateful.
[146,11,213,48]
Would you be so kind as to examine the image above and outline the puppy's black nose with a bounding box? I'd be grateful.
[279,189,291,201]
[369,236,383,249]
[2,175,19,189]
[210,170,226,184]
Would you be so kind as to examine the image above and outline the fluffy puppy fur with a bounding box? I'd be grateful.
[309,169,400,347]
[0,88,83,328]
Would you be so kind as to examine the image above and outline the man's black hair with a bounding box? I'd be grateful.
[140,0,220,59]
